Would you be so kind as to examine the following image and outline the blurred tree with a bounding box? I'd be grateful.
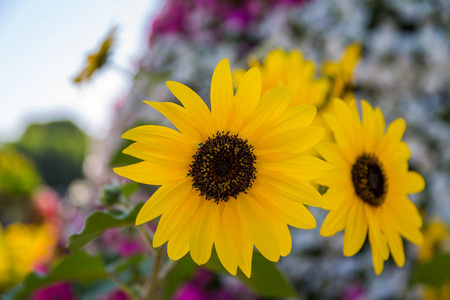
[14,121,88,192]
[0,147,42,222]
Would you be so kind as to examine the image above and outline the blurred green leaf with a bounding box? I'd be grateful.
[67,203,143,251]
[107,254,152,286]
[73,280,116,299]
[10,252,108,300]
[121,182,139,198]
[411,253,450,287]
[165,248,298,299]
[162,258,197,299]
[204,248,298,298]
[109,139,142,167]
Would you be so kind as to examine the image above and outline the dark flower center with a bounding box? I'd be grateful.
[188,131,257,203]
[351,153,388,207]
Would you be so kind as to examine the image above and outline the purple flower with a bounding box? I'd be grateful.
[173,284,209,300]
[105,289,130,300]
[341,283,368,300]
[31,282,75,300]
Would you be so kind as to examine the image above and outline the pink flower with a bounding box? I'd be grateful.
[31,282,75,300]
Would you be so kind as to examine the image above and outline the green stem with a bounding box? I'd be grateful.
[145,248,164,300]
[159,259,179,280]
[138,225,155,256]
[108,273,135,299]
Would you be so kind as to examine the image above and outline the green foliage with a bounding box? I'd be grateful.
[67,203,144,251]
[205,249,298,299]
[100,182,139,207]
[14,120,88,190]
[8,252,109,300]
[163,249,298,299]
[411,253,450,287]
[0,147,41,200]
[163,258,196,299]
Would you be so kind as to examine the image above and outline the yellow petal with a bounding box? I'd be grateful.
[190,201,218,265]
[343,200,368,256]
[365,206,389,260]
[361,100,377,152]
[332,98,363,156]
[240,87,291,140]
[135,178,192,225]
[323,113,356,162]
[383,203,423,244]
[257,175,323,207]
[385,118,406,142]
[224,200,253,277]
[123,142,190,169]
[369,230,386,275]
[251,186,316,229]
[121,125,192,147]
[153,191,201,247]
[322,186,353,210]
[144,101,204,142]
[320,197,353,237]
[266,104,317,135]
[386,229,405,267]
[215,204,238,275]
[167,224,192,260]
[233,68,261,130]
[391,171,425,194]
[263,210,292,257]
[258,156,332,181]
[386,194,422,227]
[254,126,325,155]
[237,194,280,262]
[210,58,234,130]
[316,142,351,166]
[114,161,186,186]
[166,81,214,138]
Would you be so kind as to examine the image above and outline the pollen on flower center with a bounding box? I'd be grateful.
[351,153,388,207]
[188,131,257,203]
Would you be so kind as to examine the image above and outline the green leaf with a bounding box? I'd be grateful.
[162,258,197,299]
[67,203,143,251]
[411,253,450,287]
[121,182,139,198]
[10,252,109,300]
[204,248,298,299]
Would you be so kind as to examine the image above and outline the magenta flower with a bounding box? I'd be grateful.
[31,282,75,300]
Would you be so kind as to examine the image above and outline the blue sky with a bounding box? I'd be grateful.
[0,0,159,142]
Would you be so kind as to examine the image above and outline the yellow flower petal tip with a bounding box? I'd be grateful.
[317,98,425,275]
[114,59,325,276]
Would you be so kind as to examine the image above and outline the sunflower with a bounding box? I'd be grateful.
[114,59,330,277]
[322,43,361,101]
[233,49,330,108]
[73,26,117,84]
[316,98,425,275]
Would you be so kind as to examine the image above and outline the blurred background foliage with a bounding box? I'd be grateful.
[12,121,88,192]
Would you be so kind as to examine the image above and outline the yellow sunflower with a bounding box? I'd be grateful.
[233,48,330,108]
[322,43,361,101]
[114,58,330,277]
[316,98,425,275]
[73,26,117,84]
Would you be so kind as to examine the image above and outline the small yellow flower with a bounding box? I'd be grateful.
[114,58,330,277]
[418,220,449,263]
[0,222,57,288]
[322,43,361,100]
[73,26,117,84]
[316,98,424,275]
